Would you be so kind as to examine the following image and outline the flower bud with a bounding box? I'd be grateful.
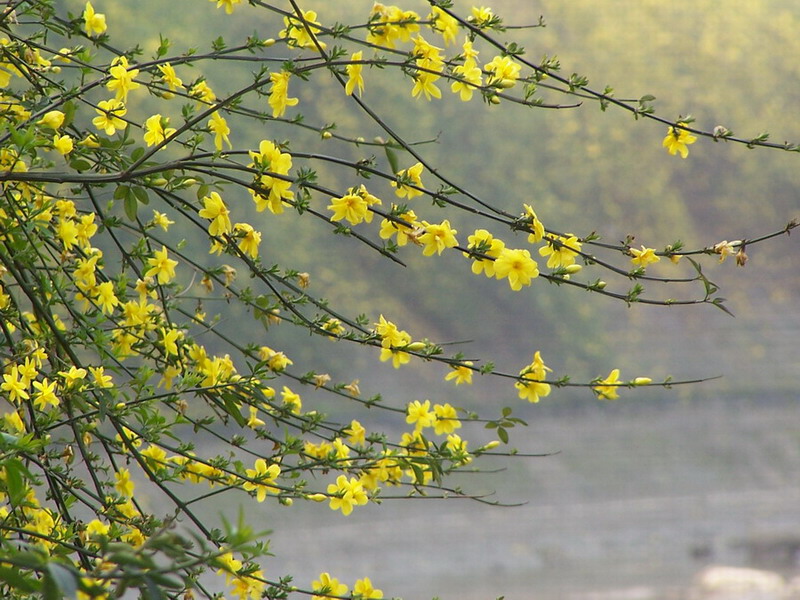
[406,341,426,351]
[306,493,327,502]
[632,377,652,386]
[321,131,332,139]
[564,264,583,274]
[482,440,501,450]
[262,38,276,47]
[596,280,607,290]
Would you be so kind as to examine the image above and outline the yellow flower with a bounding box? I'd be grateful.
[345,51,364,96]
[161,327,181,356]
[280,10,327,50]
[539,234,582,269]
[471,6,494,26]
[199,191,232,236]
[32,378,60,410]
[328,186,379,225]
[234,223,261,258]
[344,419,366,445]
[391,162,424,199]
[157,63,183,98]
[594,369,621,400]
[494,248,539,291]
[243,458,281,502]
[82,2,107,37]
[327,475,368,516]
[152,210,174,231]
[246,406,264,429]
[353,577,383,600]
[92,99,126,135]
[280,386,302,414]
[445,361,473,385]
[248,140,294,213]
[312,573,348,600]
[115,468,134,497]
[522,204,545,243]
[451,59,482,101]
[429,6,459,45]
[379,207,419,246]
[485,55,521,89]
[515,351,552,403]
[406,399,434,430]
[1,366,29,403]
[93,281,118,314]
[465,229,505,277]
[3,410,25,433]
[411,71,442,101]
[662,122,697,158]
[208,111,231,151]
[145,245,178,283]
[53,134,73,155]
[37,110,65,130]
[59,366,87,388]
[143,114,176,147]
[268,71,299,118]
[630,245,661,268]
[210,0,242,15]
[141,444,168,470]
[190,80,216,104]
[433,403,461,435]
[106,56,140,101]
[419,220,458,256]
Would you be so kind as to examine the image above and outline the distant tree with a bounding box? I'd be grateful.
[0,1,795,599]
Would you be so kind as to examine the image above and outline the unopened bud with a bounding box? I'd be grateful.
[321,131,332,139]
[356,136,365,143]
[596,281,607,290]
[564,264,583,274]
[262,38,276,47]
[406,341,426,351]
[152,178,168,186]
[500,78,516,89]
[279,497,293,506]
[632,377,652,386]
[306,493,327,502]
[374,136,385,144]
[482,440,501,451]
[489,95,501,104]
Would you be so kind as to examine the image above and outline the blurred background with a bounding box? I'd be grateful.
[103,0,800,597]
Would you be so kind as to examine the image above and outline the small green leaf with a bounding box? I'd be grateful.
[124,194,138,221]
[497,427,509,444]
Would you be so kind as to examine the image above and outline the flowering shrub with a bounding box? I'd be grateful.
[0,1,796,598]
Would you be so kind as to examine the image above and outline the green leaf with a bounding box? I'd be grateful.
[497,427,509,444]
[132,186,150,205]
[46,562,78,600]
[384,144,399,174]
[0,565,40,593]
[4,457,27,504]
[113,185,130,200]
[124,194,138,221]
